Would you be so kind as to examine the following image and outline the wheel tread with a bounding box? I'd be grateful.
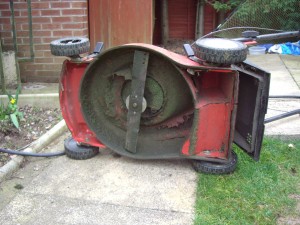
[64,137,99,160]
[194,38,247,64]
[50,37,90,56]
[192,151,238,174]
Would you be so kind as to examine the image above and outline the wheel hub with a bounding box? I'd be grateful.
[121,77,165,121]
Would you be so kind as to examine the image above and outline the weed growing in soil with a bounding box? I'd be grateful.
[0,86,23,129]
[0,106,62,167]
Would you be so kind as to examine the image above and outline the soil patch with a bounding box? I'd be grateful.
[160,39,194,55]
[0,106,61,167]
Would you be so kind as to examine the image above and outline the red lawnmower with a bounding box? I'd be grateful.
[50,36,270,174]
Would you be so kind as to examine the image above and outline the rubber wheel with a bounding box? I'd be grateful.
[64,137,99,160]
[50,37,90,56]
[194,38,247,65]
[192,151,238,174]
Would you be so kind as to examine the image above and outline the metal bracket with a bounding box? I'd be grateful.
[183,43,202,64]
[125,50,149,153]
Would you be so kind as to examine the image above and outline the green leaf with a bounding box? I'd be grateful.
[15,85,21,104]
[10,113,19,129]
[17,111,23,120]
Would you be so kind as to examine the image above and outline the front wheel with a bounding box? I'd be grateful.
[194,38,247,65]
[192,151,238,174]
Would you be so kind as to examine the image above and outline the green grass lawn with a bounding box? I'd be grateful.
[194,138,300,225]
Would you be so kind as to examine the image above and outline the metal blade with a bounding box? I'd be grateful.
[125,50,149,153]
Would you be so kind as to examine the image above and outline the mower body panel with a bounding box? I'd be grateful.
[59,43,269,162]
[232,61,270,160]
[59,60,105,148]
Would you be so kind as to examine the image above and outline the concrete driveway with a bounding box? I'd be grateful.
[0,132,197,225]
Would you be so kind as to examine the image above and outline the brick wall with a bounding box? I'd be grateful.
[0,0,88,82]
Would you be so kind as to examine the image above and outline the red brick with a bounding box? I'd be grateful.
[62,23,84,30]
[33,38,42,44]
[71,2,87,8]
[62,9,85,16]
[18,54,30,60]
[25,64,45,71]
[26,75,59,83]
[1,10,11,17]
[0,0,89,83]
[11,2,27,10]
[32,17,51,24]
[35,44,51,51]
[41,10,61,16]
[16,31,30,37]
[54,57,67,64]
[44,64,62,70]
[2,24,12,30]
[31,10,41,17]
[0,31,13,38]
[32,51,44,58]
[38,70,58,77]
[43,51,54,58]
[17,52,27,58]
[20,11,28,17]
[0,3,10,10]
[17,44,30,51]
[15,17,28,23]
[35,58,53,64]
[16,37,25,44]
[33,30,52,37]
[20,70,37,79]
[72,16,87,23]
[42,23,61,30]
[22,23,41,30]
[2,40,13,46]
[51,17,72,23]
[72,30,88,36]
[31,2,50,9]
[0,18,10,24]
[22,9,39,17]
[16,24,22,30]
[42,38,57,44]
[51,2,71,9]
[52,30,73,37]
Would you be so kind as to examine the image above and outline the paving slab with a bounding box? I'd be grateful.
[280,55,300,88]
[0,193,191,225]
[0,133,197,225]
[248,54,300,95]
[247,54,300,138]
[0,83,59,108]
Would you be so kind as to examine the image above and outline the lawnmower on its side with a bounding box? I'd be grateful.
[50,37,270,174]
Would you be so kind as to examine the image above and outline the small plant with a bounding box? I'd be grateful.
[0,102,8,120]
[0,86,23,129]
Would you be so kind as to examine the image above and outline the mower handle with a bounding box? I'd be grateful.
[232,30,300,43]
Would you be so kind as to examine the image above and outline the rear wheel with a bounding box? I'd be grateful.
[192,151,238,174]
[64,137,99,160]
[50,37,90,57]
[194,38,247,65]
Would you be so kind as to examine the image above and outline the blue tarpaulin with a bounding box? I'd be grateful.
[268,41,300,55]
[281,41,300,55]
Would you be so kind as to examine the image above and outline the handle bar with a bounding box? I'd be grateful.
[233,31,300,43]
